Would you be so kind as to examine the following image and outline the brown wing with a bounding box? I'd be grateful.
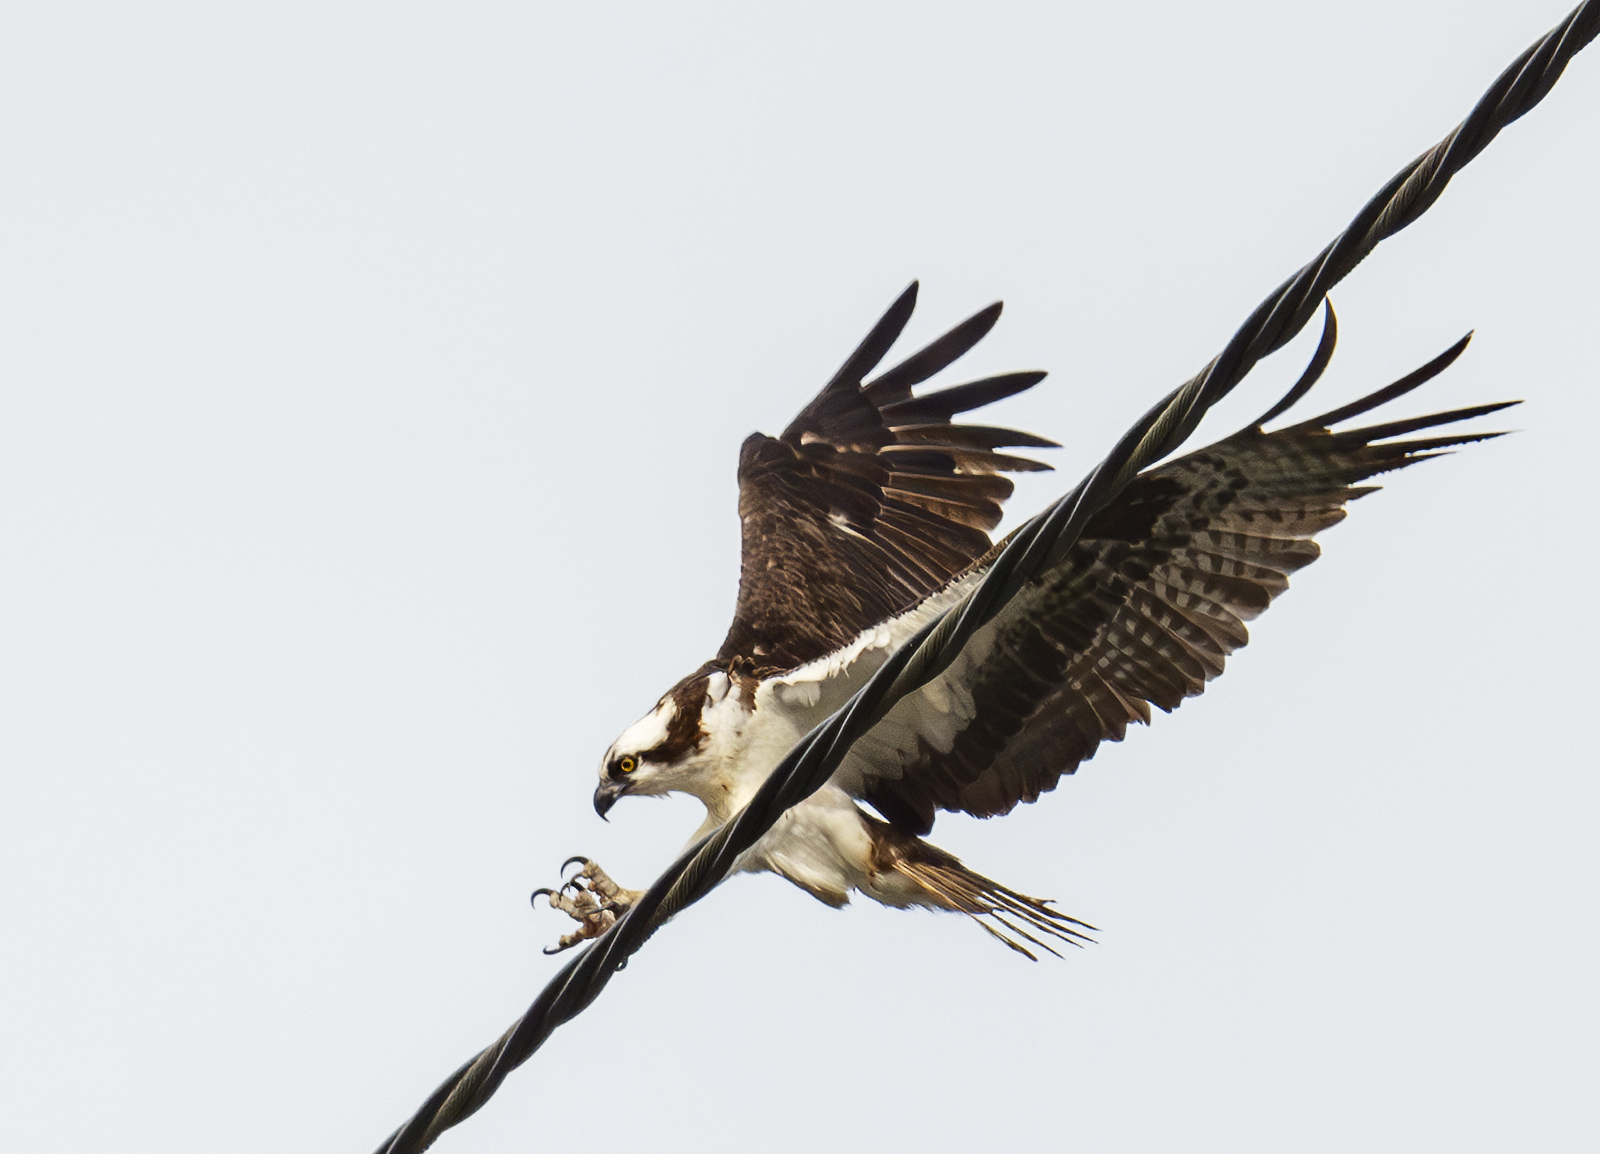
[716,283,1055,672]
[839,335,1514,835]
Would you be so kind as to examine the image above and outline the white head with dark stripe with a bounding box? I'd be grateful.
[593,667,736,817]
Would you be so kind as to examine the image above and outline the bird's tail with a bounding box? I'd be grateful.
[886,842,1096,960]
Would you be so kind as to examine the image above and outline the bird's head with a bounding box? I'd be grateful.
[593,667,730,818]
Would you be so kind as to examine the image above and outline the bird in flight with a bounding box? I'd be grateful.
[537,283,1509,958]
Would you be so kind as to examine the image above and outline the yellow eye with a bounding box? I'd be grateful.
[617,756,637,774]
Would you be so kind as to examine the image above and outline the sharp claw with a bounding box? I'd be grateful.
[535,858,635,954]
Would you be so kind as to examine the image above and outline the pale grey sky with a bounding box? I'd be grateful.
[1,3,1596,1152]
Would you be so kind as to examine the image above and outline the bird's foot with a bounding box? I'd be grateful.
[532,857,646,955]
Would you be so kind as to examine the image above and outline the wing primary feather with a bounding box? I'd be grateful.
[816,282,920,397]
[863,302,1004,402]
[879,371,1048,424]
[1329,400,1520,444]
[1279,332,1474,432]
[878,444,1054,474]
[1254,298,1338,427]
[1359,431,1509,459]
[891,423,1062,450]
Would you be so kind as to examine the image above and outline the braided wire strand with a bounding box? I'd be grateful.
[375,5,1600,1150]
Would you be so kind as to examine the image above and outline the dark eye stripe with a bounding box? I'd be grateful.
[637,676,713,763]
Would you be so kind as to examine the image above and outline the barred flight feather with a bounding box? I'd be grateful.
[845,335,1514,834]
[719,283,1054,672]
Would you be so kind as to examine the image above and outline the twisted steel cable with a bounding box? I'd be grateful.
[375,5,1600,1150]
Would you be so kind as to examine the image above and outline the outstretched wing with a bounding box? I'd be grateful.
[834,330,1514,835]
[717,283,1055,673]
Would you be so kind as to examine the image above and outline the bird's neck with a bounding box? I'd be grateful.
[681,761,753,827]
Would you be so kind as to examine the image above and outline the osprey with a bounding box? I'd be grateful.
[539,283,1509,958]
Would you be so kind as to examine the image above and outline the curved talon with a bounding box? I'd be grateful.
[534,857,635,954]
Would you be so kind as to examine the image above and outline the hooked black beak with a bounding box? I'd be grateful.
[593,778,627,820]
